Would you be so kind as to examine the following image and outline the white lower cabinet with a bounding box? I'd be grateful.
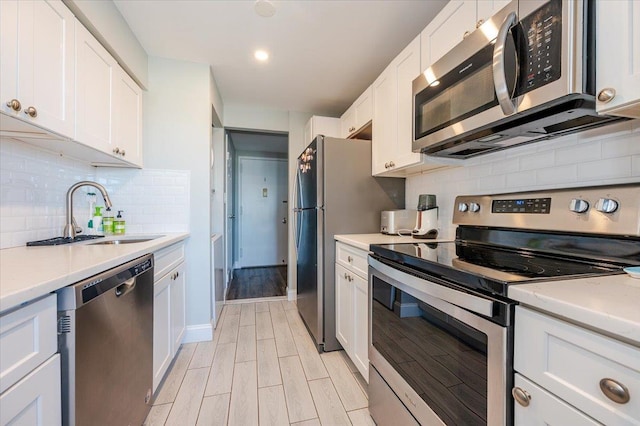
[0,354,61,426]
[0,294,60,425]
[334,241,370,381]
[152,242,186,393]
[514,306,640,425]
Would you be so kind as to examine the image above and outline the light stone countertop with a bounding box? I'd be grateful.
[0,232,189,313]
[508,274,640,347]
[334,233,452,251]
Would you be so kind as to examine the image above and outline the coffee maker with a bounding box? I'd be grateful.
[412,194,438,239]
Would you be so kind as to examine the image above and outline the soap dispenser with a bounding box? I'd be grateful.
[93,206,104,234]
[114,210,126,235]
[103,207,114,235]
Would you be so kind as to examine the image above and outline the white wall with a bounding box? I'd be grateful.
[406,120,640,239]
[144,56,213,331]
[0,137,189,248]
[224,104,290,132]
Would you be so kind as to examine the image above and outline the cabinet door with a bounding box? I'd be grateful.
[595,0,640,118]
[353,86,373,132]
[170,263,186,356]
[513,374,600,426]
[476,0,511,28]
[75,21,116,154]
[353,273,369,381]
[153,274,171,392]
[0,0,75,137]
[0,354,61,426]
[420,0,476,71]
[371,66,397,175]
[113,67,143,166]
[393,36,422,171]
[340,106,356,138]
[335,264,353,354]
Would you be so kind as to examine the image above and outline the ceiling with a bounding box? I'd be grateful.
[113,0,448,117]
[228,130,288,154]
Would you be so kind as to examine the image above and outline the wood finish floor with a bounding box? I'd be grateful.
[226,266,287,300]
[145,300,373,426]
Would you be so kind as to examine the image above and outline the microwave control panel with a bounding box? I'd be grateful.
[517,0,562,96]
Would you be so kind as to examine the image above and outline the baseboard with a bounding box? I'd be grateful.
[288,288,296,301]
[182,324,213,343]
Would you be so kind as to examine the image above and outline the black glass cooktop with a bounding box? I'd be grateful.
[371,241,625,296]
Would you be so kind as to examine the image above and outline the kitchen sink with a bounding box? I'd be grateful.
[88,236,164,245]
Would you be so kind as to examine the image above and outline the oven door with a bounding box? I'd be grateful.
[368,257,512,426]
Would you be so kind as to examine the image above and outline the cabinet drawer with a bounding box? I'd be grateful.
[513,374,600,426]
[0,294,57,394]
[0,354,61,426]
[515,306,640,425]
[154,242,185,280]
[336,242,368,278]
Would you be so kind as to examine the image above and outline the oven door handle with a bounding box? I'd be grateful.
[369,257,495,317]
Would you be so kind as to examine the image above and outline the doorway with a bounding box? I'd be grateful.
[225,130,289,301]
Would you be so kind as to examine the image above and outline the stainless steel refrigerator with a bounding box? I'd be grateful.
[294,136,404,352]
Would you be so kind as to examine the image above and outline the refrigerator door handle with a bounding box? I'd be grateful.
[293,169,302,257]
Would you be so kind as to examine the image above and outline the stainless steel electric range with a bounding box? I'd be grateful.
[368,184,640,426]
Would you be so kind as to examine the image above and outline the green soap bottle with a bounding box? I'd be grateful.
[103,207,114,235]
[114,210,126,235]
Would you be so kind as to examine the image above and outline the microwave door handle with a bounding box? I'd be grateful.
[493,11,518,115]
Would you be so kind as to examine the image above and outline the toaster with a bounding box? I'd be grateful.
[381,210,416,235]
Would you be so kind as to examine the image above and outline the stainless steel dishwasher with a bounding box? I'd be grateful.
[57,254,154,426]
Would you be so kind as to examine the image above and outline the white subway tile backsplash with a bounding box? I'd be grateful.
[1,138,190,249]
[519,151,555,171]
[555,141,601,165]
[535,164,577,186]
[576,157,632,181]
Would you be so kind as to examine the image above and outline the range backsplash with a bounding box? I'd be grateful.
[0,138,190,249]
[406,120,640,239]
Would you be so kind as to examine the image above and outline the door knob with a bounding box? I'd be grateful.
[228,215,235,219]
[282,217,287,224]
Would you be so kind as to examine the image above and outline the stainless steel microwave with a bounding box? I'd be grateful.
[412,0,623,159]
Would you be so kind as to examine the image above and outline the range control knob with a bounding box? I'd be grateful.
[595,198,619,214]
[569,199,589,213]
[469,202,481,213]
[458,202,469,212]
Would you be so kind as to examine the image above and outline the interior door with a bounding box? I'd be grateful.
[239,157,287,267]
[276,159,288,264]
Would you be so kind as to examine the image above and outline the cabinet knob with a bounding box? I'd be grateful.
[389,161,395,168]
[24,106,37,118]
[121,149,126,156]
[349,126,355,132]
[113,147,121,154]
[384,162,390,169]
[599,378,630,404]
[512,387,531,407]
[463,30,471,39]
[476,19,484,28]
[597,88,616,103]
[344,273,348,279]
[347,255,353,262]
[6,99,21,112]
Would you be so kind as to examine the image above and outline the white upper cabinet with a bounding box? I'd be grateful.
[595,0,640,118]
[304,115,341,144]
[75,21,116,155]
[341,86,373,138]
[113,68,143,166]
[420,0,509,72]
[373,36,451,177]
[0,0,75,137]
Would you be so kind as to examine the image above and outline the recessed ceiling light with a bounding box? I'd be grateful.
[254,0,276,18]
[254,50,269,62]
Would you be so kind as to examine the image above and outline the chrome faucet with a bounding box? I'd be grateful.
[63,181,113,239]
